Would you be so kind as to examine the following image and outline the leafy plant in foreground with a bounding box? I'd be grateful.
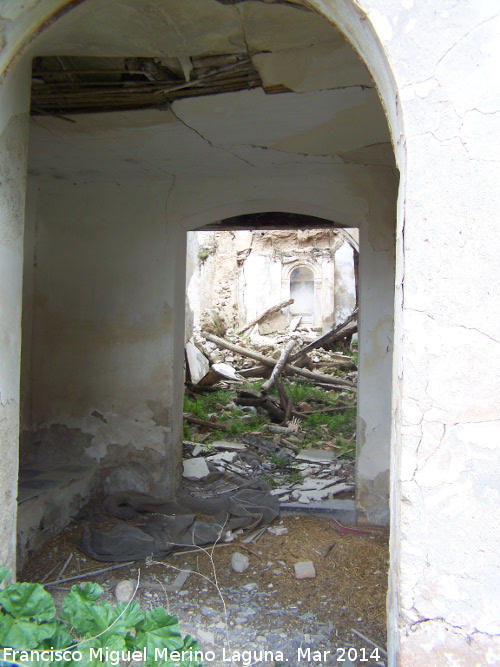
[0,567,203,667]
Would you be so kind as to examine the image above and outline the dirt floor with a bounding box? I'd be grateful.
[20,512,389,667]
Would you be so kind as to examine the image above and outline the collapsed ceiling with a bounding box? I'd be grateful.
[31,53,288,116]
[27,0,395,180]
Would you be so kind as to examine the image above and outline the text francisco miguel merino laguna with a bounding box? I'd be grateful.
[1,646,344,664]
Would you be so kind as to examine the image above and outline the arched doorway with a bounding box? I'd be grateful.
[0,0,401,661]
[290,265,315,325]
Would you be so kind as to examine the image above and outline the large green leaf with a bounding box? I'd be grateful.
[0,582,56,622]
[0,567,11,584]
[69,582,104,602]
[40,623,74,650]
[71,634,127,667]
[60,586,113,636]
[135,607,184,657]
[99,600,143,642]
[0,614,58,649]
[180,634,205,667]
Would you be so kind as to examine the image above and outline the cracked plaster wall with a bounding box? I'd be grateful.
[354,1,500,664]
[0,1,498,664]
[20,178,184,499]
[187,229,351,334]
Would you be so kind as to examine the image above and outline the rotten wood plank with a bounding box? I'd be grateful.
[183,415,227,431]
[202,331,356,391]
[238,299,294,335]
[289,309,358,363]
[260,339,297,394]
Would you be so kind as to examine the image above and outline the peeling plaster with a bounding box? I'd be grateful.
[400,619,500,666]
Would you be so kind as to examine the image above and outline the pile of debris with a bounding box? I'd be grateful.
[182,437,355,508]
[185,305,358,424]
[182,307,359,519]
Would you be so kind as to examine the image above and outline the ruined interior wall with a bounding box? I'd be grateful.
[333,242,356,324]
[187,228,352,333]
[21,177,181,498]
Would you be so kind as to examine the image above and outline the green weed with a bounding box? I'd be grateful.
[183,390,232,420]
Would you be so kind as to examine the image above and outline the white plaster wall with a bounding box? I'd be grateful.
[320,256,336,332]
[334,242,356,325]
[23,177,182,496]
[241,252,273,325]
[355,3,500,662]
[0,57,31,576]
[1,1,497,664]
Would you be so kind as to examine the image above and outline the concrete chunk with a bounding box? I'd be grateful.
[296,449,337,463]
[294,561,316,580]
[211,440,247,451]
[182,457,210,480]
[185,339,210,384]
[206,451,237,463]
[231,552,250,573]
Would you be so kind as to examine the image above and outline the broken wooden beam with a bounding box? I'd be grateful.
[238,298,294,335]
[183,414,228,431]
[295,405,356,416]
[260,338,297,394]
[202,331,356,391]
[289,309,358,363]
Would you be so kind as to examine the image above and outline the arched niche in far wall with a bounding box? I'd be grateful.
[290,266,315,324]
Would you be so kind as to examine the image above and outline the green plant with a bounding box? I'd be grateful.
[183,390,231,421]
[0,567,203,667]
[269,453,288,467]
[284,380,327,404]
[285,468,302,484]
[197,247,213,263]
[302,406,357,459]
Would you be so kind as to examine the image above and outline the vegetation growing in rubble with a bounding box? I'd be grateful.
[183,379,356,460]
[302,408,357,459]
[183,389,267,441]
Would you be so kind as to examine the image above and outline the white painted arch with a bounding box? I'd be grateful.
[0,0,404,662]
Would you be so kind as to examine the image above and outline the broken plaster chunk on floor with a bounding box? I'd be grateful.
[296,449,337,463]
[182,457,210,480]
[196,629,215,645]
[292,477,341,492]
[211,440,247,451]
[294,561,316,580]
[267,525,288,536]
[205,451,238,464]
[231,552,250,573]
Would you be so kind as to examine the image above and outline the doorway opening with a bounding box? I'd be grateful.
[179,213,389,658]
[290,265,315,325]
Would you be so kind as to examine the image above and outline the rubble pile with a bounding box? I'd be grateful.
[182,308,359,515]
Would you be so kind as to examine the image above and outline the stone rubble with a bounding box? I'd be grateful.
[231,552,250,573]
[294,561,317,580]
